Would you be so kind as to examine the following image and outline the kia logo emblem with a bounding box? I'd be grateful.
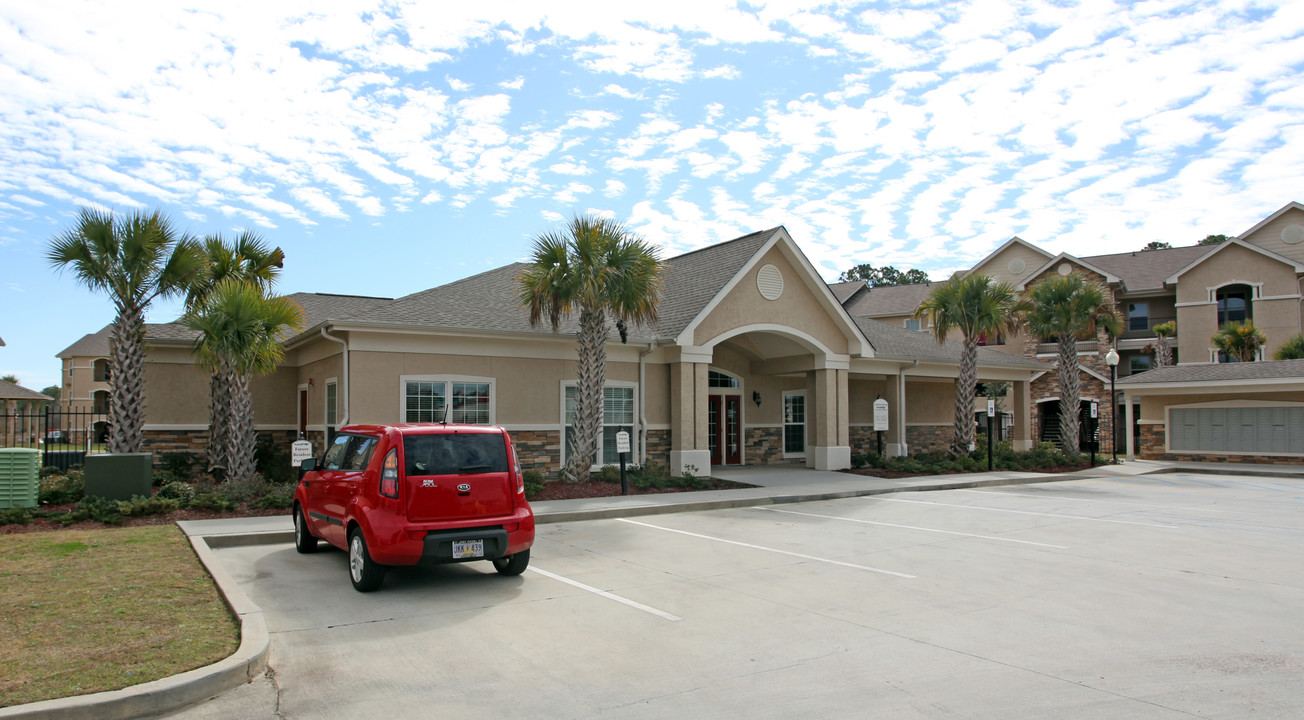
[457,484,471,492]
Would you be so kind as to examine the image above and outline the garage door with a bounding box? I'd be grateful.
[1170,406,1304,454]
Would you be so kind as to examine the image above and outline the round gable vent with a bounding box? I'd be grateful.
[757,264,784,300]
[1057,262,1073,276]
[1282,224,1304,245]
[1008,258,1027,275]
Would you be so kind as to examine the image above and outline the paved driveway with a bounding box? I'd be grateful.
[169,472,1304,719]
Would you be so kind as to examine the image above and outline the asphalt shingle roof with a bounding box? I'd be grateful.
[1116,358,1304,385]
[841,282,936,317]
[144,291,395,346]
[853,317,1047,369]
[1079,245,1214,292]
[828,280,866,304]
[0,379,54,402]
[57,326,111,358]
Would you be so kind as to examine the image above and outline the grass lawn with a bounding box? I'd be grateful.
[0,526,239,708]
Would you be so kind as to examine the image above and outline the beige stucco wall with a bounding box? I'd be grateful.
[971,241,1050,288]
[904,379,955,423]
[1242,205,1304,265]
[692,246,850,355]
[1174,243,1302,361]
[848,377,891,425]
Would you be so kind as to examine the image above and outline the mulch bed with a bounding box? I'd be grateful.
[842,463,1096,479]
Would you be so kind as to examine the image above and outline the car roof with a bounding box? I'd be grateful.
[338,423,506,436]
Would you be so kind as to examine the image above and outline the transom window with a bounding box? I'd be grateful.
[402,377,493,424]
[565,385,635,465]
[708,371,740,388]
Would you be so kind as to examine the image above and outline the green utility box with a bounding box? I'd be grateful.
[0,448,40,508]
[84,453,153,501]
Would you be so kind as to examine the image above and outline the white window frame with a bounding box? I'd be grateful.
[560,380,639,468]
[782,391,807,458]
[399,375,496,425]
[324,378,339,428]
[904,318,923,332]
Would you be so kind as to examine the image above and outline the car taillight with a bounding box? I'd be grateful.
[510,439,524,494]
[380,449,399,499]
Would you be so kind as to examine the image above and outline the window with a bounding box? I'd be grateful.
[342,436,377,470]
[321,434,351,470]
[325,381,338,427]
[1216,286,1251,326]
[93,359,111,382]
[976,331,1004,346]
[1128,303,1149,332]
[565,385,635,465]
[1129,355,1151,374]
[904,318,922,331]
[783,392,806,455]
[402,377,493,424]
[708,370,740,388]
[403,433,508,475]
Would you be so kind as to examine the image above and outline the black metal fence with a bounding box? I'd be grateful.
[0,407,107,470]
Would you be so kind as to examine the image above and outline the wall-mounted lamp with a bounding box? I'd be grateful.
[752,391,762,407]
[308,378,314,387]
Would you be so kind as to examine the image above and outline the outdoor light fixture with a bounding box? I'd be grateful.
[1105,348,1119,463]
[753,391,762,406]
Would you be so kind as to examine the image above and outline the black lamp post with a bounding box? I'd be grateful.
[1105,347,1119,463]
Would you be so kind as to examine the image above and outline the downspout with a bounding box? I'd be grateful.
[638,341,658,464]
[898,360,918,456]
[320,327,349,427]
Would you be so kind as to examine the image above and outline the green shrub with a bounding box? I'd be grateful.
[672,471,710,490]
[151,469,184,488]
[157,481,197,504]
[522,470,545,499]
[221,475,270,504]
[116,495,180,517]
[595,465,622,483]
[158,452,199,479]
[255,439,296,485]
[64,496,123,525]
[38,470,85,505]
[0,507,33,526]
[631,474,669,490]
[253,484,294,509]
[188,493,236,512]
[38,465,63,479]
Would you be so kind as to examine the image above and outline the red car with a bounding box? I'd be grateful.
[293,423,535,592]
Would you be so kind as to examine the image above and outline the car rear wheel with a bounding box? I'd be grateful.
[492,548,530,576]
[349,528,385,592]
[293,507,318,554]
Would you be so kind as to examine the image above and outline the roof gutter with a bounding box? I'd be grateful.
[639,341,660,464]
[898,359,918,454]
[320,327,349,427]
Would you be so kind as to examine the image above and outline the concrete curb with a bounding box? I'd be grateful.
[0,535,270,720]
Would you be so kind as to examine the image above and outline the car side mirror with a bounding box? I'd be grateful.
[300,458,317,472]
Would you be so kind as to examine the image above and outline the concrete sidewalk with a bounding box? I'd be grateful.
[5,458,1298,720]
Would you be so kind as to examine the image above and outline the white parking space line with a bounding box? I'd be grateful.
[618,518,916,578]
[871,497,1178,528]
[752,507,1069,548]
[958,488,1252,515]
[528,567,683,622]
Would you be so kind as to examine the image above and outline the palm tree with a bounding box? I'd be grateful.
[1211,321,1266,363]
[185,232,286,474]
[518,215,662,483]
[1272,332,1304,360]
[1152,321,1176,367]
[184,278,304,481]
[1024,274,1122,459]
[914,273,1024,456]
[47,209,203,453]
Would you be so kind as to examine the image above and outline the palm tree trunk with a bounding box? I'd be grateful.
[1057,338,1081,459]
[207,368,232,473]
[225,370,258,482]
[108,305,147,454]
[953,336,979,456]
[565,306,607,483]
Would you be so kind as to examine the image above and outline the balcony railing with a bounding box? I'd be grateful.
[1120,316,1176,340]
[1036,340,1099,354]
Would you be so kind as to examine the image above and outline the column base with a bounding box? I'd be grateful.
[810,445,851,471]
[670,450,712,476]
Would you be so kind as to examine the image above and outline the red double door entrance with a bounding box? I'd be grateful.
[708,394,742,466]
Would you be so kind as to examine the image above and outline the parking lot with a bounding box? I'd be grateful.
[176,472,1304,719]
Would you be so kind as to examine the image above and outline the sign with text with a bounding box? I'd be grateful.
[291,440,313,467]
[872,398,889,431]
[986,398,996,416]
[615,430,631,455]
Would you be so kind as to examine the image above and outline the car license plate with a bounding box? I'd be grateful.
[452,540,484,559]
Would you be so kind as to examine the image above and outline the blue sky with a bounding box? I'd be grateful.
[2,1,1302,390]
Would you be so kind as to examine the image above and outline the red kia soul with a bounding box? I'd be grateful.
[293,424,535,592]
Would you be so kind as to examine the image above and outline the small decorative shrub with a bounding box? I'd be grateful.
[595,465,622,483]
[38,466,63,479]
[157,481,197,504]
[254,439,296,485]
[151,469,184,488]
[188,493,237,512]
[159,452,199,479]
[116,495,180,517]
[38,470,85,505]
[0,507,33,526]
[63,496,124,525]
[253,484,294,509]
[522,470,545,499]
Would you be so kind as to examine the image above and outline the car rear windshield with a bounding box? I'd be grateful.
[402,433,509,476]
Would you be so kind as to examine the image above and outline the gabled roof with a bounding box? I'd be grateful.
[1233,201,1304,241]
[1164,238,1304,284]
[840,282,935,317]
[1018,253,1120,290]
[658,228,781,341]
[1117,358,1304,386]
[852,317,1047,370]
[57,325,112,358]
[828,280,867,304]
[964,236,1053,278]
[0,379,53,402]
[1083,245,1213,292]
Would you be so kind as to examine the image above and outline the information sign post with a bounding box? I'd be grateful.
[872,398,889,456]
[616,431,631,495]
